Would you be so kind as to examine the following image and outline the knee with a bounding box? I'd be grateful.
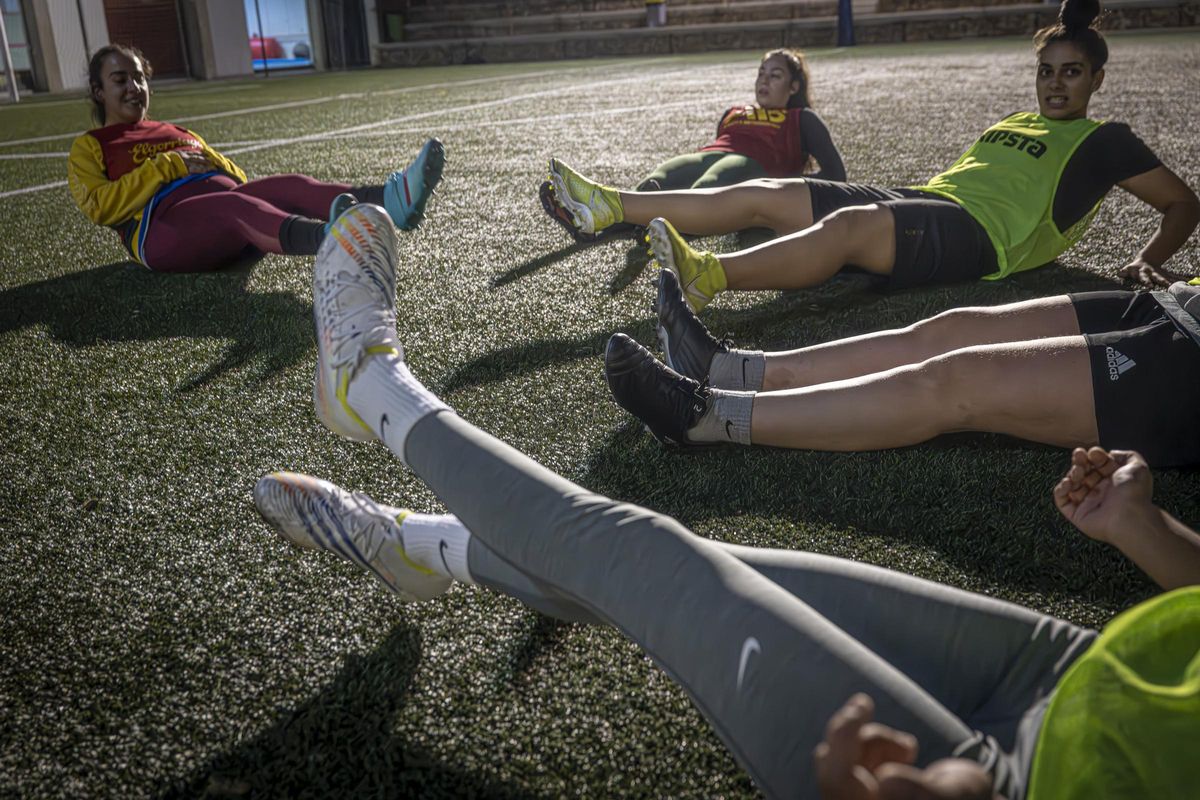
[914,348,997,429]
[739,178,809,230]
[907,306,992,350]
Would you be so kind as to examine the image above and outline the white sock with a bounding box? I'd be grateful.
[398,511,474,584]
[346,353,452,465]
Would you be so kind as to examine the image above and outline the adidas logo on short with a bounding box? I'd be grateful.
[1106,346,1136,381]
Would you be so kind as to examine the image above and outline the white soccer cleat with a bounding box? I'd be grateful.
[313,203,402,441]
[254,471,452,602]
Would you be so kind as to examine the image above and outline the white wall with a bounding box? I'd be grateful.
[192,0,252,78]
[28,0,108,91]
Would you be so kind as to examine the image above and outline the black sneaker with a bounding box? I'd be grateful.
[653,268,731,382]
[604,333,710,448]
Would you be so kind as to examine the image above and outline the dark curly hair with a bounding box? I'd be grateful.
[87,44,153,126]
[761,49,813,109]
[1033,0,1108,71]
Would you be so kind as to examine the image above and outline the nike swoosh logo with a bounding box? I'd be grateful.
[725,419,734,440]
[737,636,760,691]
[439,540,451,574]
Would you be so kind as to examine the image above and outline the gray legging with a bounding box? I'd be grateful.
[402,411,1097,800]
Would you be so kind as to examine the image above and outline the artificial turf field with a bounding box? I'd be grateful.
[2,31,1199,798]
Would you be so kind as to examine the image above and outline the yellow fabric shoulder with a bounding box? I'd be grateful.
[67,132,188,227]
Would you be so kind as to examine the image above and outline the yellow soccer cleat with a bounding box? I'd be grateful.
[547,158,623,235]
[646,218,727,312]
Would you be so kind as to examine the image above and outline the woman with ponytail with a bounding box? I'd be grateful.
[541,49,845,240]
[547,0,1198,299]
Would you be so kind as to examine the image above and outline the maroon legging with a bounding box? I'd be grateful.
[141,174,352,273]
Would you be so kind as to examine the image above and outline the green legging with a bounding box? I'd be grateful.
[638,151,767,191]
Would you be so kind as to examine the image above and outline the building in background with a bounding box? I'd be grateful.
[6,0,381,95]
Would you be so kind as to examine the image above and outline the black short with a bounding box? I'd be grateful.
[805,179,998,289]
[1070,290,1200,467]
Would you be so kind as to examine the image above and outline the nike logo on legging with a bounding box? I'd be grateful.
[439,540,451,575]
[737,636,761,691]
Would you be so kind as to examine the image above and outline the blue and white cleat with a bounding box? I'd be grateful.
[384,138,445,231]
[254,472,451,602]
[313,203,401,441]
[325,192,358,237]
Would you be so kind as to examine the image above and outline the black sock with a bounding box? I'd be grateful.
[278,215,326,256]
[351,185,384,206]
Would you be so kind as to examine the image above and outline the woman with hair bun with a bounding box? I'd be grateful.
[548,0,1198,301]
[68,44,445,273]
[541,49,845,241]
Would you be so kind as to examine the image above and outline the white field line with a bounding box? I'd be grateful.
[219,64,730,157]
[0,64,737,200]
[0,98,708,161]
[0,58,671,148]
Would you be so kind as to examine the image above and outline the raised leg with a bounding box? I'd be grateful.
[233,174,352,219]
[620,177,814,234]
[720,204,896,290]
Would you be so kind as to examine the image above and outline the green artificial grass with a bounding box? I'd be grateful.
[1,32,1198,798]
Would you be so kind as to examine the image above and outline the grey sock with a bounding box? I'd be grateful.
[687,389,754,445]
[709,349,766,391]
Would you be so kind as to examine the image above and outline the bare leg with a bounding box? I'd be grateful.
[763,296,1082,391]
[619,178,813,234]
[720,205,896,290]
[751,337,1097,450]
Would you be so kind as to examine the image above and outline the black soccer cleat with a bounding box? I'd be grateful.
[604,333,711,448]
[653,268,732,382]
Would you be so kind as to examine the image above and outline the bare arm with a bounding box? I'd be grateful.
[1054,447,1200,590]
[1117,166,1200,287]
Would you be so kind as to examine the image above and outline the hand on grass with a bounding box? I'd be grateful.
[1118,258,1189,287]
[814,694,995,800]
[1053,447,1154,546]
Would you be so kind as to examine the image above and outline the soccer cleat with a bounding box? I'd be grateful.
[254,472,452,602]
[539,180,598,243]
[325,192,358,236]
[654,268,731,382]
[313,203,401,441]
[384,138,445,231]
[547,158,623,235]
[646,218,727,312]
[604,333,711,448]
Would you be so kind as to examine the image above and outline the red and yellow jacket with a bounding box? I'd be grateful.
[67,120,247,262]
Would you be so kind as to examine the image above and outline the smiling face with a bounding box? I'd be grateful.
[755,54,800,109]
[93,50,150,125]
[1036,41,1104,120]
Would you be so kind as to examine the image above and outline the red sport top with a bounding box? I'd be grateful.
[700,106,808,177]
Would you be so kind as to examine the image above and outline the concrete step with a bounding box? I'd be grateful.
[405,0,838,41]
[378,0,1198,67]
[405,0,765,25]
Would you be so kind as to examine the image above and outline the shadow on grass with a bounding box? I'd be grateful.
[491,240,593,288]
[158,623,528,799]
[0,260,311,392]
[570,419,1157,608]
